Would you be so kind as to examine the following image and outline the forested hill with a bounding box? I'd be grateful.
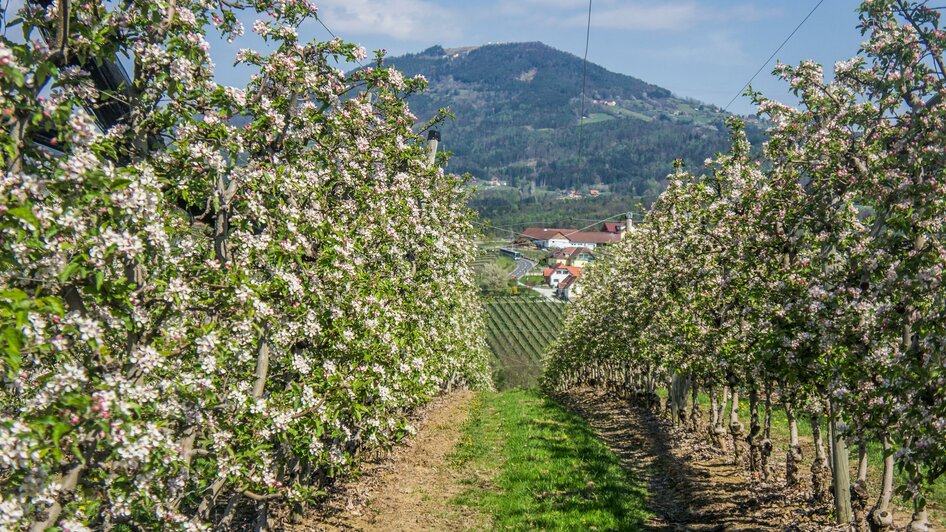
[386,42,763,200]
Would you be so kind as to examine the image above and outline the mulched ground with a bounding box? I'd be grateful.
[556,387,842,532]
[294,390,487,531]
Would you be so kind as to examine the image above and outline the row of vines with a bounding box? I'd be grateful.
[484,299,564,388]
[0,0,491,529]
[546,1,946,530]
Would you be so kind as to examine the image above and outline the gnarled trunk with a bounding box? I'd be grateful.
[670,373,690,425]
[711,387,729,451]
[906,495,930,532]
[851,441,870,532]
[689,381,702,431]
[747,386,762,479]
[868,435,895,531]
[760,385,774,481]
[785,401,802,488]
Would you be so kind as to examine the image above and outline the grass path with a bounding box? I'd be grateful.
[301,389,651,530]
[302,387,928,531]
[452,389,652,530]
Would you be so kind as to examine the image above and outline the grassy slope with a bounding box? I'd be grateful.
[483,300,565,389]
[452,390,651,530]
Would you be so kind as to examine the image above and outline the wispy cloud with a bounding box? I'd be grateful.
[581,3,699,31]
[647,30,749,65]
[315,0,459,41]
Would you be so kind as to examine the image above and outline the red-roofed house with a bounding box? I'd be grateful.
[521,213,633,249]
[564,231,621,248]
[545,264,581,289]
[547,246,595,267]
[601,221,627,234]
[556,273,582,301]
[520,227,579,249]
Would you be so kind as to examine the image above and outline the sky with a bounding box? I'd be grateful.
[278,0,867,116]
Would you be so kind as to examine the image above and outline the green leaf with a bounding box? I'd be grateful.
[6,206,37,226]
[0,288,29,303]
[2,329,22,374]
[59,262,82,283]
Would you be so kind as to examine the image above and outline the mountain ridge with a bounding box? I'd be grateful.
[383,41,762,227]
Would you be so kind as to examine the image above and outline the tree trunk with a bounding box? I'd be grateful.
[254,501,270,532]
[670,373,690,425]
[711,387,729,451]
[30,460,86,531]
[868,435,895,531]
[664,377,674,417]
[907,495,930,532]
[810,410,832,507]
[829,400,852,525]
[785,401,802,488]
[760,385,774,481]
[670,373,682,425]
[747,386,762,479]
[689,381,701,431]
[851,441,870,532]
[729,386,745,466]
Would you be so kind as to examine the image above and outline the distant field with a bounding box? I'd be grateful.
[580,112,615,125]
[484,299,566,389]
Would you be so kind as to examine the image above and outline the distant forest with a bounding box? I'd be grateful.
[385,42,765,232]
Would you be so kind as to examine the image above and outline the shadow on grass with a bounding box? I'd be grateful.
[558,389,803,531]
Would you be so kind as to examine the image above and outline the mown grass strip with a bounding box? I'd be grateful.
[452,390,652,530]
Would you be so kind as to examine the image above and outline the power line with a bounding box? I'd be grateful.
[476,210,633,238]
[315,14,366,69]
[723,0,826,113]
[576,0,593,185]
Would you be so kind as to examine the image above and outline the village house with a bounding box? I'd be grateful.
[542,263,583,301]
[520,228,576,249]
[543,263,581,289]
[601,221,627,234]
[546,246,595,267]
[565,231,621,249]
[557,274,582,301]
[519,213,633,250]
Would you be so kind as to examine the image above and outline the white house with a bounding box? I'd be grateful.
[557,274,582,301]
[520,227,576,249]
[543,264,581,288]
[520,227,621,250]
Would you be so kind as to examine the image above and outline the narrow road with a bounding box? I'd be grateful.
[508,257,536,279]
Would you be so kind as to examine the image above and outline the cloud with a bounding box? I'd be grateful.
[314,0,459,41]
[646,31,749,66]
[582,3,699,31]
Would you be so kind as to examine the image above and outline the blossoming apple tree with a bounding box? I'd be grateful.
[0,0,490,529]
[545,1,946,529]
